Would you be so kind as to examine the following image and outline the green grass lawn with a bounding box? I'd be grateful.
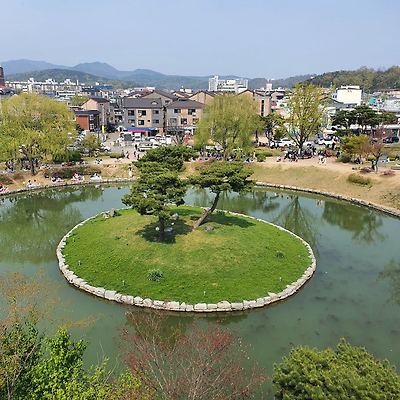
[63,206,311,304]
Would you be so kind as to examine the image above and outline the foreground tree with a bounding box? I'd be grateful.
[286,83,326,149]
[0,93,77,175]
[119,311,267,399]
[122,163,187,242]
[273,338,400,399]
[189,161,254,229]
[0,271,146,399]
[196,93,263,159]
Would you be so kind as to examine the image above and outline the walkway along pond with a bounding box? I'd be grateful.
[1,183,400,396]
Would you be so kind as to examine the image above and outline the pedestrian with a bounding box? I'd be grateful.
[128,165,133,178]
[371,159,376,171]
[395,152,399,161]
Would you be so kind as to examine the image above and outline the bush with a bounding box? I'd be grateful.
[109,154,123,159]
[256,153,266,162]
[53,151,82,163]
[339,155,352,163]
[147,269,163,282]
[347,173,372,186]
[264,152,273,157]
[276,251,285,258]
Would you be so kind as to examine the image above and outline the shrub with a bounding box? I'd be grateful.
[256,153,266,162]
[148,269,163,282]
[109,154,122,159]
[347,173,371,186]
[339,155,351,163]
[264,152,273,157]
[276,251,285,258]
[53,151,82,163]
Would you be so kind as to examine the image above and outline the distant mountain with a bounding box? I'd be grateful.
[2,59,69,75]
[249,74,315,90]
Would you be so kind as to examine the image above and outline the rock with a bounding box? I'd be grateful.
[255,298,265,307]
[94,287,106,297]
[102,213,109,219]
[172,213,179,220]
[164,227,174,235]
[204,226,214,232]
[207,304,217,310]
[231,303,244,311]
[194,303,207,311]
[125,296,134,305]
[248,300,257,308]
[217,301,231,310]
[243,300,251,309]
[134,296,143,306]
[143,298,153,307]
[153,300,165,309]
[186,304,194,312]
[105,290,117,301]
[109,208,115,217]
[179,302,187,311]
[166,301,180,310]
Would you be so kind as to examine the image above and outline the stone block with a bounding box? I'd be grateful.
[255,298,265,307]
[207,304,217,310]
[105,290,117,301]
[186,304,194,312]
[125,296,134,305]
[243,300,251,310]
[115,293,123,303]
[217,301,231,310]
[194,303,207,311]
[143,298,153,307]
[134,296,143,306]
[179,302,187,311]
[95,287,105,297]
[248,300,257,308]
[231,303,244,311]
[166,301,180,310]
[153,300,165,309]
[263,296,271,304]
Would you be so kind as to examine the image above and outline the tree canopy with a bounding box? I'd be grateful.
[0,93,77,175]
[196,93,263,159]
[122,162,187,241]
[273,338,400,399]
[189,161,254,228]
[286,84,326,149]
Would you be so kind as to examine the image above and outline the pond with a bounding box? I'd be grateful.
[1,184,400,397]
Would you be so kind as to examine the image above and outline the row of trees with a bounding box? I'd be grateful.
[2,270,399,399]
[332,105,397,136]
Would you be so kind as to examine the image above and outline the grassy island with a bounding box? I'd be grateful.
[63,206,311,305]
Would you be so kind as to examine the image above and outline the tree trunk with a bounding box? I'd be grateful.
[30,158,35,176]
[158,217,165,242]
[193,192,220,229]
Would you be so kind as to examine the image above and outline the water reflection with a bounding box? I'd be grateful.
[379,259,400,305]
[272,195,321,253]
[322,202,385,244]
[0,186,103,264]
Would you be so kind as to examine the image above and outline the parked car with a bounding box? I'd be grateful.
[383,136,399,144]
[276,138,295,147]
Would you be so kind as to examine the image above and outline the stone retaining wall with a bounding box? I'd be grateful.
[56,209,317,312]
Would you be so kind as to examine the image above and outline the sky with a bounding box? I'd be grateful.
[2,0,400,79]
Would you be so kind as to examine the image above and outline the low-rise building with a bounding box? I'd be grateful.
[74,110,101,133]
[166,98,205,136]
[122,97,164,135]
[332,85,362,106]
[81,97,115,129]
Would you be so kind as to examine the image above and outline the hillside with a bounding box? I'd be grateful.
[249,74,315,89]
[301,66,400,92]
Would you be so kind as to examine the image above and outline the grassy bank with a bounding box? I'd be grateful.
[63,206,310,304]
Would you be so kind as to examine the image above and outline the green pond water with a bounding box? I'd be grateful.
[1,184,400,397]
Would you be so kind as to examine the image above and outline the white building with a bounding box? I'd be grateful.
[208,75,248,94]
[332,85,362,106]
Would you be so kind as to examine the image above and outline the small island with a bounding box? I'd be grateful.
[58,206,316,311]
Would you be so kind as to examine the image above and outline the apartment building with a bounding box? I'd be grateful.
[122,97,164,134]
[166,98,205,135]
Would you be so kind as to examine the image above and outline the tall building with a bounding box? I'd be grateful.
[208,75,248,94]
[0,66,5,87]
